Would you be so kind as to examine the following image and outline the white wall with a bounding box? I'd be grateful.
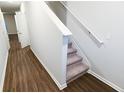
[0,9,9,91]
[23,1,71,89]
[66,1,124,90]
[14,12,30,48]
[46,1,67,25]
[3,14,17,34]
[47,1,124,91]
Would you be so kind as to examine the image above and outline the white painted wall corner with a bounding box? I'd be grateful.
[88,70,124,92]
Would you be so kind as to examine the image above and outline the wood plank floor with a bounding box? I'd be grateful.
[3,34,117,92]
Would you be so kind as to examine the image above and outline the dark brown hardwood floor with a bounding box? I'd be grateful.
[3,34,117,92]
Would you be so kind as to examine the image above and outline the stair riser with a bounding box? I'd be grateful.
[68,43,72,48]
[67,71,88,83]
[67,59,83,66]
[67,51,77,57]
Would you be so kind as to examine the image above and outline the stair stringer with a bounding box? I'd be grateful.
[69,36,91,70]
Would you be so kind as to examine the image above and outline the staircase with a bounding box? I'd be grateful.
[66,42,89,83]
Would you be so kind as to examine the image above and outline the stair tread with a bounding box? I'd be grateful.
[67,62,89,81]
[68,47,77,54]
[67,54,82,65]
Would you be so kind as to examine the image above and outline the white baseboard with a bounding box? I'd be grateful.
[88,70,124,92]
[0,51,8,92]
[30,47,67,90]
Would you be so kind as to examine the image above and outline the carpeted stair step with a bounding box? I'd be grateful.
[66,62,89,82]
[68,42,72,48]
[68,47,77,56]
[67,54,82,66]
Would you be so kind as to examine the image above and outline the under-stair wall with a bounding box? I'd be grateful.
[22,1,72,90]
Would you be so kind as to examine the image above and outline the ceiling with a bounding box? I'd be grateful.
[0,1,21,13]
